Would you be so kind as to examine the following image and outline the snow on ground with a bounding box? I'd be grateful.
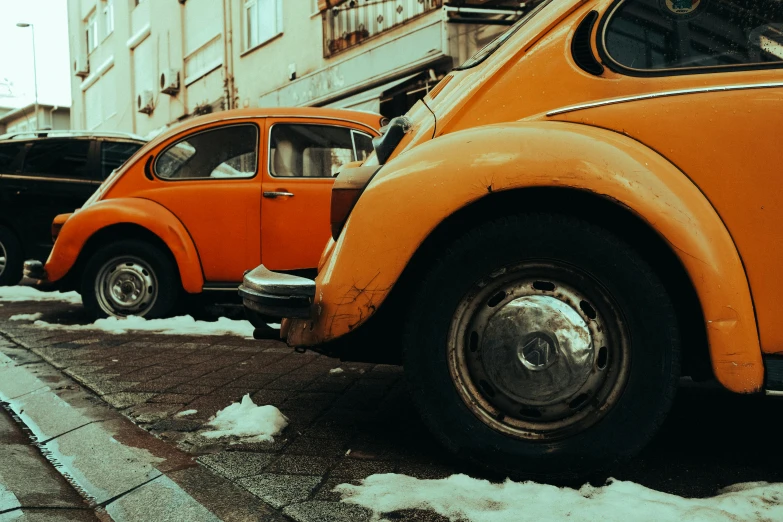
[175,409,198,418]
[32,315,255,338]
[0,287,82,305]
[9,313,43,321]
[201,394,288,443]
[330,368,344,374]
[336,474,783,522]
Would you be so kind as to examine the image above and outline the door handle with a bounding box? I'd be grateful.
[263,191,294,198]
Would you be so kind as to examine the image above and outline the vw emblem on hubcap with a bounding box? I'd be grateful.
[518,332,558,371]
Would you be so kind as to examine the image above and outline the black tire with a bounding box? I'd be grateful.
[0,226,23,287]
[81,239,180,320]
[403,213,680,482]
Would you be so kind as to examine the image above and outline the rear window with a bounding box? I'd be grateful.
[603,0,783,72]
[0,143,24,172]
[23,140,92,178]
[101,141,143,178]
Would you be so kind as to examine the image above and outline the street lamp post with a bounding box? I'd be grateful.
[16,22,39,131]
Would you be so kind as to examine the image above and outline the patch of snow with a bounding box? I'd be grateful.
[330,368,344,374]
[201,394,288,443]
[0,287,82,305]
[9,313,43,321]
[32,314,254,338]
[175,409,198,418]
[336,474,783,522]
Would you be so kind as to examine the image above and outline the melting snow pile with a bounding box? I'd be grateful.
[175,409,198,418]
[201,394,288,443]
[0,287,82,305]
[10,313,43,321]
[32,314,255,338]
[336,474,783,522]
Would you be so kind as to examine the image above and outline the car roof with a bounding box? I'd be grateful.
[151,107,384,145]
[0,130,147,143]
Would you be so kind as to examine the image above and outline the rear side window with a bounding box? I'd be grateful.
[101,142,143,179]
[269,125,374,178]
[603,0,783,72]
[0,143,25,172]
[155,125,258,180]
[23,140,91,178]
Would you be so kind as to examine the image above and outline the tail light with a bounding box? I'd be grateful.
[330,165,381,240]
[51,213,72,242]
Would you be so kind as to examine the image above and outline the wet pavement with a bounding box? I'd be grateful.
[1,298,783,521]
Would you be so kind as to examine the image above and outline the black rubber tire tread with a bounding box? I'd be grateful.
[0,226,23,287]
[81,239,180,320]
[402,213,680,482]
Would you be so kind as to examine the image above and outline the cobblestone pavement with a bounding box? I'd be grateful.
[2,299,783,521]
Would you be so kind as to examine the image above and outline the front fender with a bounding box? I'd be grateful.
[45,198,204,293]
[292,121,763,393]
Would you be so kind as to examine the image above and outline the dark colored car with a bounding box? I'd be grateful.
[0,131,145,286]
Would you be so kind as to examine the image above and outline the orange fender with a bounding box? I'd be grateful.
[291,122,763,393]
[45,198,204,293]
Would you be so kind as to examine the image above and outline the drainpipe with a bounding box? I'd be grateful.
[222,0,235,110]
[49,105,58,129]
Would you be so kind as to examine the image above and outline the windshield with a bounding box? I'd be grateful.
[455,0,554,70]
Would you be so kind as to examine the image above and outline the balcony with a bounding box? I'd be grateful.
[324,0,443,57]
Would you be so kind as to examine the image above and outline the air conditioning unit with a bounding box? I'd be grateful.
[73,54,90,78]
[137,90,155,114]
[160,69,180,95]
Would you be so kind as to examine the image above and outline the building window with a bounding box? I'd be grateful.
[184,0,224,84]
[102,0,114,38]
[86,11,98,53]
[311,0,320,16]
[245,0,283,50]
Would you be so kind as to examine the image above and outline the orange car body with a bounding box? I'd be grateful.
[42,108,382,293]
[284,0,783,395]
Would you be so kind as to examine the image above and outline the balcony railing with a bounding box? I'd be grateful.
[324,0,443,57]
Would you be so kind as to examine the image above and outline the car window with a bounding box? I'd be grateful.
[22,140,91,178]
[270,124,374,178]
[155,124,258,180]
[603,0,783,72]
[0,143,25,172]
[101,142,143,179]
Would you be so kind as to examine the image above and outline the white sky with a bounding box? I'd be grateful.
[0,0,71,110]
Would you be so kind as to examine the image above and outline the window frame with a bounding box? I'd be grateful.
[86,10,99,53]
[101,0,114,40]
[267,122,375,180]
[597,0,783,77]
[243,0,283,53]
[153,123,261,182]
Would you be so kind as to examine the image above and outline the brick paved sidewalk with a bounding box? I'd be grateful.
[0,300,456,522]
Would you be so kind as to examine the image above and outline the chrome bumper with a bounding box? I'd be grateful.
[23,260,46,280]
[239,265,315,320]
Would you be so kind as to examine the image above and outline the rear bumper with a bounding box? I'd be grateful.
[239,265,315,320]
[23,260,46,281]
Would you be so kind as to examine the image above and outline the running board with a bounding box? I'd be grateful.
[764,356,783,395]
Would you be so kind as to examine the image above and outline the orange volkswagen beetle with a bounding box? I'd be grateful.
[241,0,783,480]
[25,108,381,319]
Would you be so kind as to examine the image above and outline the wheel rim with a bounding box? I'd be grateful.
[448,261,630,441]
[94,256,159,317]
[0,240,6,277]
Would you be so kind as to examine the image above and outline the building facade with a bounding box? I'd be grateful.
[0,104,71,135]
[67,0,526,137]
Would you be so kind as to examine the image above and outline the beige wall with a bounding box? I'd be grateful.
[67,0,509,135]
[1,107,70,134]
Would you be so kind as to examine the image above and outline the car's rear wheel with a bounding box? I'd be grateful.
[0,226,23,287]
[82,240,179,319]
[403,213,680,481]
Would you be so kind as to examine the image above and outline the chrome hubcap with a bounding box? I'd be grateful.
[449,262,629,440]
[95,257,158,316]
[0,241,6,276]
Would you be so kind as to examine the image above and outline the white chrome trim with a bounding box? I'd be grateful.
[766,390,783,397]
[547,82,783,117]
[2,174,101,185]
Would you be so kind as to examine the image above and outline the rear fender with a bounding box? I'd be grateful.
[293,121,763,393]
[45,198,204,293]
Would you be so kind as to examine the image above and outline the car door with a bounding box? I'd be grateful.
[4,138,99,259]
[140,121,263,283]
[260,119,375,271]
[564,0,783,351]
